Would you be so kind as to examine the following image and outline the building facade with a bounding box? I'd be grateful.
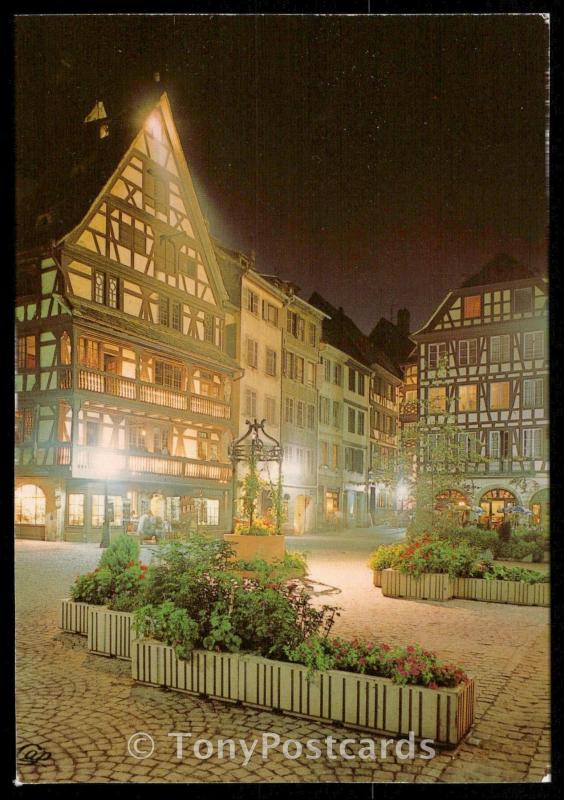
[15,93,239,541]
[412,256,549,526]
[367,357,403,516]
[214,244,286,518]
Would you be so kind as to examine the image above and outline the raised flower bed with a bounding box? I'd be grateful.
[381,570,453,601]
[60,599,92,635]
[132,639,239,702]
[130,641,474,746]
[452,577,550,607]
[223,532,285,564]
[87,606,134,660]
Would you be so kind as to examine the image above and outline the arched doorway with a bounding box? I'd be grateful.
[15,483,47,539]
[529,488,549,526]
[480,488,517,527]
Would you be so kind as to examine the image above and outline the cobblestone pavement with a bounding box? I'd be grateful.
[15,534,550,784]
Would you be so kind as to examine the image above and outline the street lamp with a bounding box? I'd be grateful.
[92,450,124,549]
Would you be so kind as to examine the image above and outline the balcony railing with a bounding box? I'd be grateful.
[72,445,231,482]
[76,367,231,419]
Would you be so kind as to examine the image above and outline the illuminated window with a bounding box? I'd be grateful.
[428,386,447,412]
[428,343,447,370]
[523,331,544,360]
[92,495,105,528]
[326,491,339,515]
[490,335,510,362]
[68,494,84,526]
[15,408,34,443]
[490,381,510,410]
[458,339,477,366]
[79,337,100,368]
[15,484,46,525]
[16,335,36,370]
[195,497,219,526]
[458,384,478,412]
[463,295,481,319]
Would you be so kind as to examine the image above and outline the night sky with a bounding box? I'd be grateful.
[15,14,549,332]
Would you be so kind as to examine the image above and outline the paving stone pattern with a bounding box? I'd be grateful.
[15,534,550,783]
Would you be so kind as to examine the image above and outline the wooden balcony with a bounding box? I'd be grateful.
[72,445,231,483]
[77,367,231,419]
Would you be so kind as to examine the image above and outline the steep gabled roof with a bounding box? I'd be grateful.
[460,253,537,288]
[308,292,402,379]
[17,89,164,254]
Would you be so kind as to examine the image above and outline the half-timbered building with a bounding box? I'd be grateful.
[412,255,549,525]
[15,93,239,540]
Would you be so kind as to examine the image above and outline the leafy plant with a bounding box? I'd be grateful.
[285,636,470,689]
[70,567,113,605]
[99,535,140,575]
[202,603,242,653]
[134,601,200,659]
[368,543,407,572]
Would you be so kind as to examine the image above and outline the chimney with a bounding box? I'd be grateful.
[397,308,410,337]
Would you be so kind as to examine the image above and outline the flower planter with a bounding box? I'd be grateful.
[372,570,383,587]
[131,639,239,702]
[379,571,550,607]
[60,599,93,635]
[453,577,550,607]
[381,570,453,601]
[87,606,134,660]
[238,654,474,746]
[223,533,285,564]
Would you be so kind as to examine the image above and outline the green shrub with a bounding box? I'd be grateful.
[368,543,407,571]
[99,535,140,574]
[396,536,481,579]
[493,539,537,561]
[479,564,549,584]
[134,601,200,659]
[70,567,114,605]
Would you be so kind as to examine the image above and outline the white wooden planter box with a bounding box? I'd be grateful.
[131,640,239,702]
[131,640,474,746]
[87,606,134,660]
[381,570,453,601]
[238,654,474,746]
[453,577,550,607]
[372,570,383,588]
[59,599,93,635]
[380,570,550,607]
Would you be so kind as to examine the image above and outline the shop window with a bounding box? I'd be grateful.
[68,494,84,526]
[15,484,46,525]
